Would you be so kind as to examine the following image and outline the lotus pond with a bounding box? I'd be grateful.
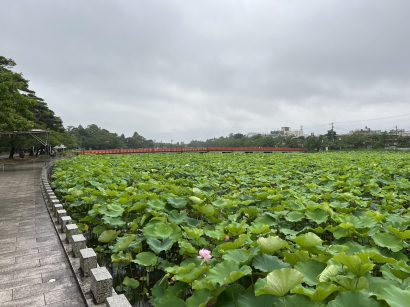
[52,152,410,306]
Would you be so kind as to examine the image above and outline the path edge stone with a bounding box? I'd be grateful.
[41,162,132,306]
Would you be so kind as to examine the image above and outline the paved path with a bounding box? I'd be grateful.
[0,161,86,307]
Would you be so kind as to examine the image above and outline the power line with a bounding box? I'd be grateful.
[333,112,410,125]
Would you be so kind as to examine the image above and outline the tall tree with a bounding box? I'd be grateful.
[0,56,71,158]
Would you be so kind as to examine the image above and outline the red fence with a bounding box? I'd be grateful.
[80,147,306,155]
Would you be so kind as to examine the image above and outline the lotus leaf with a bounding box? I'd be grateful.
[205,260,252,286]
[147,238,175,254]
[167,197,188,209]
[252,254,290,272]
[293,232,323,248]
[257,236,288,254]
[371,232,404,252]
[98,229,118,243]
[143,221,182,241]
[123,276,140,289]
[133,251,157,266]
[294,260,327,286]
[328,291,382,307]
[254,268,304,297]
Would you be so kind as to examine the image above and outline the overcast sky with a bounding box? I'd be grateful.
[1,0,410,142]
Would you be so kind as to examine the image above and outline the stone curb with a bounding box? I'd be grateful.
[41,163,132,307]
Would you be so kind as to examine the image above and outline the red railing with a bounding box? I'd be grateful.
[80,147,306,155]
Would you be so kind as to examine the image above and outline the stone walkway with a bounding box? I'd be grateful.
[0,161,86,307]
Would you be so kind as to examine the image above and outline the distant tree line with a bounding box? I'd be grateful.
[67,124,154,150]
[186,130,410,151]
[67,126,409,151]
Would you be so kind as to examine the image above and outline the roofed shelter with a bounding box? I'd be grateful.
[0,129,50,159]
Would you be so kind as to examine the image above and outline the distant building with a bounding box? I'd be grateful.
[350,126,382,135]
[270,127,304,137]
[389,128,410,137]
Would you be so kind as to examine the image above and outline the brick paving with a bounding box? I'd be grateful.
[0,161,85,307]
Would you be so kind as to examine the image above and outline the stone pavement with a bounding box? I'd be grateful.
[0,161,86,307]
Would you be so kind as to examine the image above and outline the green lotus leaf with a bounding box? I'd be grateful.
[146,238,174,254]
[212,198,230,208]
[192,187,202,195]
[166,262,208,283]
[218,234,251,251]
[293,232,323,248]
[98,229,118,243]
[151,281,187,307]
[182,226,204,239]
[178,240,197,256]
[147,199,166,210]
[186,289,213,307]
[285,211,305,222]
[143,221,182,241]
[111,234,136,252]
[328,291,382,307]
[292,282,339,301]
[383,261,410,280]
[168,210,188,224]
[254,268,304,297]
[194,204,215,216]
[306,209,328,224]
[371,232,404,252]
[234,292,278,307]
[252,254,290,272]
[102,215,126,227]
[222,249,251,264]
[167,197,188,209]
[189,196,203,204]
[333,253,374,276]
[205,260,252,286]
[368,277,410,307]
[111,252,132,264]
[104,203,124,217]
[335,276,369,291]
[294,260,327,286]
[257,236,288,254]
[123,276,140,289]
[318,264,340,282]
[387,225,410,240]
[132,251,157,266]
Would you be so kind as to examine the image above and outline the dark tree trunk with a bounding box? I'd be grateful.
[9,145,15,159]
[8,137,15,159]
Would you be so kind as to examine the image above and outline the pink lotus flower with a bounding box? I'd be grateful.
[224,235,230,241]
[197,249,212,262]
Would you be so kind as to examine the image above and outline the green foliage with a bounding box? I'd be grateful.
[52,152,410,305]
[254,268,304,297]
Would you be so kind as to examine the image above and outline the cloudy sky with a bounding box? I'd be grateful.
[1,0,410,142]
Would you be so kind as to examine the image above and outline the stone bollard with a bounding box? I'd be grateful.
[56,209,67,224]
[79,248,97,277]
[91,267,113,304]
[65,224,79,243]
[60,216,72,232]
[106,294,132,307]
[71,234,87,258]
[53,203,63,217]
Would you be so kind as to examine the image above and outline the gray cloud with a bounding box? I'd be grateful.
[1,0,409,141]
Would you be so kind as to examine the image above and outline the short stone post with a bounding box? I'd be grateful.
[65,223,79,243]
[60,216,72,232]
[71,234,87,257]
[80,248,97,277]
[91,267,113,304]
[53,203,63,216]
[57,209,67,224]
[106,294,132,307]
